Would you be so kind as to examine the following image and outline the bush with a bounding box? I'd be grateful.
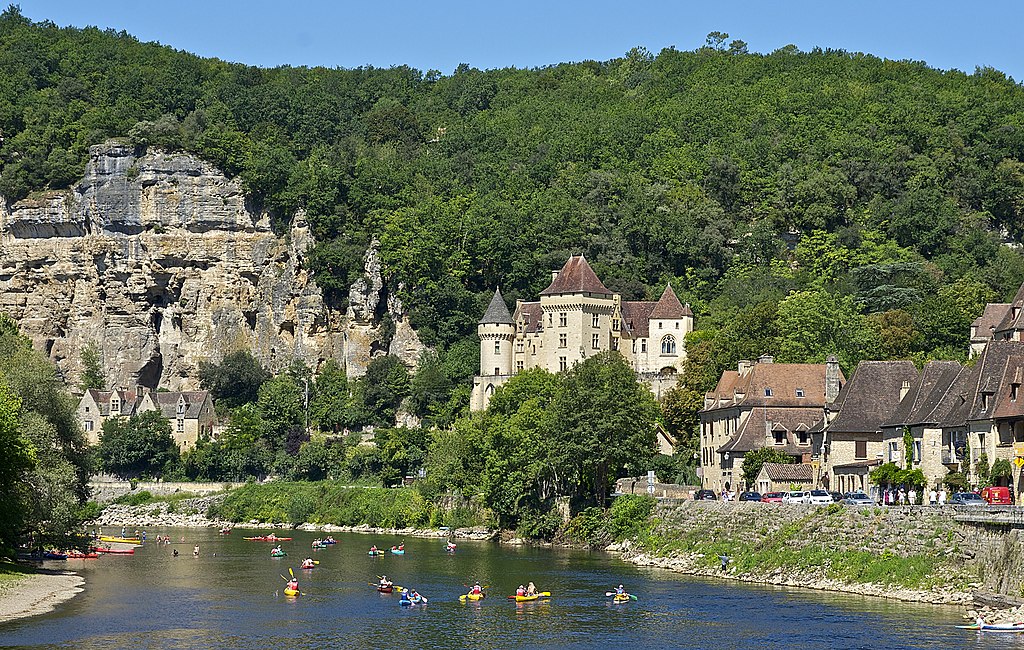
[112,490,155,506]
[605,495,656,541]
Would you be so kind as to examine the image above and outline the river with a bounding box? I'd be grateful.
[0,527,1013,649]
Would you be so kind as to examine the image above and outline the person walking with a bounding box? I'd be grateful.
[908,488,916,506]
[938,488,947,505]
[929,488,937,505]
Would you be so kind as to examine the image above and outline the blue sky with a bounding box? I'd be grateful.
[18,0,1024,82]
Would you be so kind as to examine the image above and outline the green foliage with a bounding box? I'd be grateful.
[97,410,179,478]
[741,447,794,487]
[111,490,155,506]
[78,342,105,391]
[990,458,1013,482]
[903,428,914,467]
[198,350,271,410]
[0,381,36,555]
[360,356,411,425]
[943,471,970,492]
[870,462,925,490]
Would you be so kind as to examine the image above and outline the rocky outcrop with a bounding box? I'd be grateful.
[0,142,423,390]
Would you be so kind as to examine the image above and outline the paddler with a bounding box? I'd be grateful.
[370,544,378,554]
[526,581,537,596]
[615,584,626,595]
[287,577,298,592]
[193,544,200,557]
[470,582,482,595]
[516,585,526,597]
[380,575,392,588]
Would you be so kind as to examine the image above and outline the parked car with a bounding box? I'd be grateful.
[981,486,1012,505]
[842,492,874,506]
[806,489,834,505]
[693,489,717,501]
[829,491,844,502]
[782,490,807,504]
[738,491,762,502]
[950,492,986,506]
[761,492,784,503]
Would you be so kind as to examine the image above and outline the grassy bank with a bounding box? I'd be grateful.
[635,503,975,591]
[207,481,488,530]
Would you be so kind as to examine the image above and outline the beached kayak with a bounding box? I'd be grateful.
[66,552,99,559]
[244,536,293,542]
[512,591,551,602]
[96,547,134,554]
[99,536,141,545]
[43,552,67,560]
[459,593,486,602]
[957,622,1024,632]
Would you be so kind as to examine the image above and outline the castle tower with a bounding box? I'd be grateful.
[471,289,515,410]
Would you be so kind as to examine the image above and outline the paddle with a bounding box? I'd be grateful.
[605,591,638,600]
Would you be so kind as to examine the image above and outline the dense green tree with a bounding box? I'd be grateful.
[360,355,410,425]
[78,342,105,391]
[198,350,271,409]
[309,359,351,433]
[97,410,179,478]
[0,382,36,555]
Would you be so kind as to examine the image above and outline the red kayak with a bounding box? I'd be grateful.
[377,585,394,593]
[243,536,293,542]
[67,552,99,559]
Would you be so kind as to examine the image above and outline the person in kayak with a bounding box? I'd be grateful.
[409,589,422,603]
[272,545,283,555]
[446,541,456,552]
[516,585,526,597]
[526,582,537,596]
[370,544,378,553]
[301,557,315,568]
[287,577,298,592]
[193,544,200,557]
[615,584,626,595]
[380,575,392,589]
[470,582,483,595]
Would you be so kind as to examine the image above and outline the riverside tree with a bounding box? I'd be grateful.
[97,410,180,478]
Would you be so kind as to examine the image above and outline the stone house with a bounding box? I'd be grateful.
[699,355,844,492]
[971,302,1011,358]
[471,255,694,412]
[819,360,919,495]
[77,387,216,450]
[755,462,813,494]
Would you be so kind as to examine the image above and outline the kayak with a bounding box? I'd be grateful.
[219,528,232,535]
[460,593,486,602]
[96,547,134,554]
[244,536,293,542]
[513,591,551,602]
[613,594,633,604]
[67,552,99,559]
[43,552,67,560]
[377,585,394,594]
[400,596,424,606]
[390,549,405,555]
[368,550,384,556]
[957,622,1024,632]
[99,536,141,545]
[300,563,316,569]
[271,551,287,557]
[283,587,299,597]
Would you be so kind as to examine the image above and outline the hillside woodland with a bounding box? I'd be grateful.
[4,8,1024,532]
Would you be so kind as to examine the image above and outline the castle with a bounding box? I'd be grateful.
[471,255,693,411]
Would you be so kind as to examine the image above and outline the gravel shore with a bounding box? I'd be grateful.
[0,569,85,624]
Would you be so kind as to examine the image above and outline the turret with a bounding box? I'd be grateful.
[478,289,515,377]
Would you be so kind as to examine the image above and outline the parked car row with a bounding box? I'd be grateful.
[689,488,1006,507]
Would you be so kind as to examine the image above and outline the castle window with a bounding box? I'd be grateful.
[592,314,599,328]
[494,367,500,375]
[559,333,567,348]
[84,420,93,432]
[613,319,620,331]
[177,418,184,433]
[516,342,524,353]
[559,313,567,327]
[855,440,867,459]
[675,322,679,329]
[795,388,805,398]
[548,313,552,327]
[764,387,773,397]
[661,335,676,355]
[559,357,567,372]
[658,321,663,329]
[592,334,600,349]
[85,406,90,413]
[641,340,647,353]
[494,340,501,354]
[516,360,524,372]
[611,338,618,351]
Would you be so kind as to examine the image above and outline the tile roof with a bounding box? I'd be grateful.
[994,282,1024,335]
[832,459,883,470]
[620,301,655,338]
[826,361,920,434]
[146,391,212,419]
[649,284,691,319]
[514,302,543,333]
[961,340,1024,422]
[86,388,144,417]
[882,360,963,428]
[718,406,823,454]
[539,255,612,296]
[703,362,840,410]
[480,289,514,325]
[973,303,1010,341]
[760,462,813,482]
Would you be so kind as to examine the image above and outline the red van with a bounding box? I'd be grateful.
[981,486,1012,505]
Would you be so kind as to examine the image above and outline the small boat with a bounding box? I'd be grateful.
[283,587,299,597]
[244,536,293,542]
[219,528,232,535]
[390,548,405,555]
[368,550,384,556]
[957,622,1024,632]
[271,551,287,557]
[512,591,551,602]
[445,543,457,553]
[613,594,632,604]
[460,592,486,602]
[96,547,134,555]
[399,593,425,606]
[66,552,99,559]
[300,563,315,570]
[324,538,338,545]
[43,551,68,560]
[99,536,142,545]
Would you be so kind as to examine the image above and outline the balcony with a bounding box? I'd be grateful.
[941,449,960,466]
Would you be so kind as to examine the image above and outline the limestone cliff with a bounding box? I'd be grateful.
[0,142,423,390]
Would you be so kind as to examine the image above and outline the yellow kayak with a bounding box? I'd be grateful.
[613,594,631,604]
[459,592,486,602]
[284,587,299,596]
[99,536,142,545]
[515,591,551,602]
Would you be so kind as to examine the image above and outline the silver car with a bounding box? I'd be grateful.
[782,490,807,504]
[842,492,874,506]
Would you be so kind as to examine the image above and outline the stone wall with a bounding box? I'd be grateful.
[88,478,246,503]
[0,142,423,391]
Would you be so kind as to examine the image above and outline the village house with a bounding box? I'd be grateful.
[818,360,919,495]
[77,387,217,450]
[471,254,694,413]
[755,462,813,494]
[699,355,844,493]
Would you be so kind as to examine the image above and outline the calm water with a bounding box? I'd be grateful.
[0,528,1016,649]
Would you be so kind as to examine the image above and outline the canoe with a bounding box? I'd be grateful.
[513,591,551,602]
[244,536,293,542]
[99,536,142,545]
[283,587,299,597]
[390,549,405,555]
[957,622,1024,632]
[460,593,486,602]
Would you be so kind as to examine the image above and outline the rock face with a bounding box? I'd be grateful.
[0,142,422,390]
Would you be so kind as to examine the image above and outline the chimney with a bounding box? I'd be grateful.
[757,354,774,364]
[899,380,911,401]
[551,270,560,282]
[738,360,753,376]
[825,355,840,404]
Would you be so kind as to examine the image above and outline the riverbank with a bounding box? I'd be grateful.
[0,566,85,624]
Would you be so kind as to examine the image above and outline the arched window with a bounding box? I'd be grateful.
[661,334,676,355]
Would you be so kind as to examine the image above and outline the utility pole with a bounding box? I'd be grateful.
[302,377,309,436]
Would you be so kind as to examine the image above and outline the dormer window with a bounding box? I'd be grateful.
[981,392,991,411]
[795,389,805,398]
[773,430,785,444]
[1013,384,1020,402]
[764,388,773,397]
[797,430,809,445]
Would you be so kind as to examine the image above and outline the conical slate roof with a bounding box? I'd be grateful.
[650,284,692,319]
[540,255,612,296]
[479,289,513,325]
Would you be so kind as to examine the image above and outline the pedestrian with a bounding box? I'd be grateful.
[719,554,730,571]
[929,488,937,505]
[938,488,947,505]
[908,488,916,505]
[898,488,906,505]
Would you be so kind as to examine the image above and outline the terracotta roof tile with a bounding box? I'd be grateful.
[620,301,655,338]
[514,302,543,333]
[973,303,1010,341]
[650,285,689,319]
[718,406,823,453]
[702,362,841,410]
[761,462,813,481]
[539,255,612,296]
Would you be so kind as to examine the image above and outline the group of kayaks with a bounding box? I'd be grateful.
[958,619,1024,632]
[367,544,405,556]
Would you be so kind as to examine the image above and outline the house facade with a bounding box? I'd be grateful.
[819,360,919,495]
[77,387,216,450]
[755,462,813,494]
[699,355,844,492]
[470,255,694,412]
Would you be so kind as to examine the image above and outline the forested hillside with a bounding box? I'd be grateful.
[4,7,1024,447]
